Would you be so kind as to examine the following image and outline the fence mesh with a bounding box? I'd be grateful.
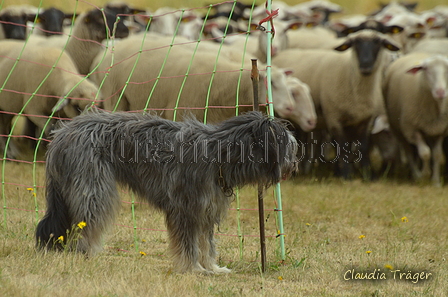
[0,0,288,262]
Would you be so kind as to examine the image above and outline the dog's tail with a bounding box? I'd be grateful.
[35,176,72,251]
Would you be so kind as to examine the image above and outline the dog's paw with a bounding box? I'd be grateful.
[211,265,231,274]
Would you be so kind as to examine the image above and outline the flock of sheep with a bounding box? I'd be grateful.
[0,0,447,185]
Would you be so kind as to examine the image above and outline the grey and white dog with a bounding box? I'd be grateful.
[35,109,298,273]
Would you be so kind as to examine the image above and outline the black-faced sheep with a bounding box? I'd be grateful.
[273,29,400,179]
[30,7,73,36]
[0,5,34,40]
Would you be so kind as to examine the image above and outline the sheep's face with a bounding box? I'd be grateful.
[0,12,28,40]
[38,8,66,36]
[334,30,400,76]
[353,37,383,75]
[407,55,448,113]
[84,9,129,42]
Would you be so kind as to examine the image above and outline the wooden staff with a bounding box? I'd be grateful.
[251,58,266,273]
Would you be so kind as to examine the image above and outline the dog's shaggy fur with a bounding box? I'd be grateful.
[35,110,298,273]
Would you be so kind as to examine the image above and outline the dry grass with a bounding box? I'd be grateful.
[1,160,448,296]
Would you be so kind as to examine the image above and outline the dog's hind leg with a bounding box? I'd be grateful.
[69,162,122,256]
[198,222,231,274]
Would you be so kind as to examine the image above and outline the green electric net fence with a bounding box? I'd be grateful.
[0,0,290,266]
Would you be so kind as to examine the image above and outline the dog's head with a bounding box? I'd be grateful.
[217,111,299,189]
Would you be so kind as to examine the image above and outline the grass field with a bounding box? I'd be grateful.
[1,160,448,296]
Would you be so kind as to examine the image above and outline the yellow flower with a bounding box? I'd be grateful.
[77,221,87,229]
[401,216,409,223]
[32,192,36,197]
[140,251,147,256]
[306,223,311,226]
[384,264,394,270]
[141,239,146,243]
[278,276,283,280]
[58,236,64,242]
[366,251,372,254]
[26,187,33,192]
[359,235,366,239]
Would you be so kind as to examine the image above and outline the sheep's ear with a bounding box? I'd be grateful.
[287,21,303,31]
[382,39,400,51]
[334,40,352,52]
[340,27,357,36]
[130,8,146,15]
[249,23,259,31]
[65,13,75,20]
[408,32,426,39]
[27,14,38,23]
[134,14,151,25]
[384,25,404,34]
[371,115,390,134]
[52,96,70,113]
[406,65,425,74]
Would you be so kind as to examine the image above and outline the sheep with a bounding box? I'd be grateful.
[90,36,296,124]
[419,10,447,38]
[383,53,448,186]
[384,12,428,54]
[31,9,129,75]
[273,30,401,179]
[0,40,100,158]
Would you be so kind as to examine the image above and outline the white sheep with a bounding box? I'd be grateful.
[273,29,400,179]
[383,53,448,185]
[90,36,296,123]
[0,40,100,157]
